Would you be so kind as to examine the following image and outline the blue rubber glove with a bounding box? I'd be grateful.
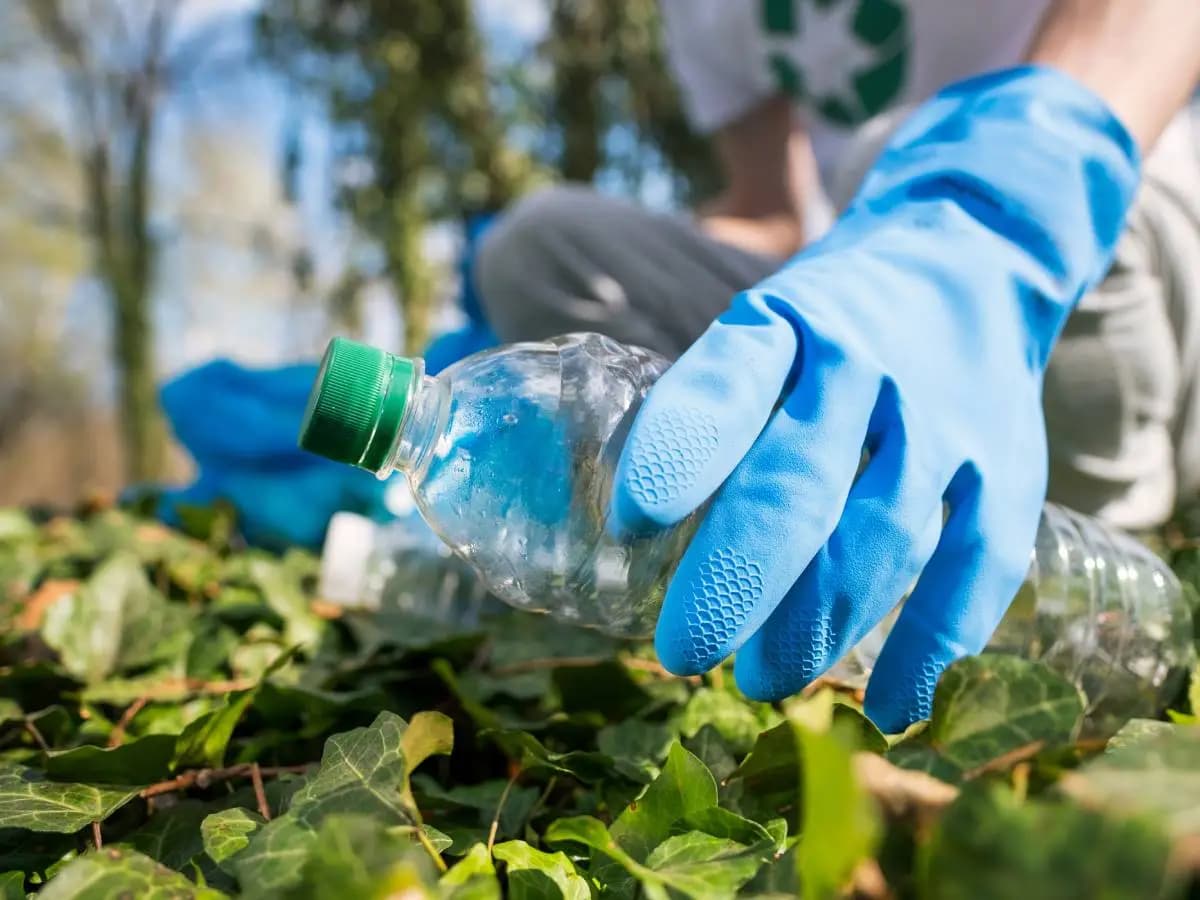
[611,67,1140,731]
[424,322,498,376]
[426,212,501,375]
[157,360,390,549]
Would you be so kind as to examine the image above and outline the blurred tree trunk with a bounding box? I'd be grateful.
[388,189,434,354]
[258,0,536,354]
[438,0,528,210]
[27,0,172,481]
[549,0,606,182]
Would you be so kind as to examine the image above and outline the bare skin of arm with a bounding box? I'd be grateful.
[697,95,813,260]
[1029,0,1200,151]
[698,0,1200,262]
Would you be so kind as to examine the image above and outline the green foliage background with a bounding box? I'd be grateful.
[0,504,1198,898]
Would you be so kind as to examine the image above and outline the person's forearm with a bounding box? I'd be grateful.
[1029,0,1200,150]
[698,96,811,259]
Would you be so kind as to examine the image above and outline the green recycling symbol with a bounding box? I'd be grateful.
[762,0,909,126]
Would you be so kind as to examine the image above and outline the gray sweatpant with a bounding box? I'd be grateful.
[476,110,1200,530]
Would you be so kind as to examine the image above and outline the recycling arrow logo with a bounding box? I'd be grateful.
[762,0,909,127]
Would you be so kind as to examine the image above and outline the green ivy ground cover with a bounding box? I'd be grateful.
[0,503,1198,899]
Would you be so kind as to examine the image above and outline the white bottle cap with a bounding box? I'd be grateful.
[319,512,379,607]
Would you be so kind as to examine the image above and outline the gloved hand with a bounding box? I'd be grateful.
[158,359,390,549]
[611,67,1140,731]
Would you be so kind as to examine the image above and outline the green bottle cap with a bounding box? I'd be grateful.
[298,336,416,472]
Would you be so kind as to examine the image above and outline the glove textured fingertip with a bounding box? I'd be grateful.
[735,612,835,701]
[655,547,764,675]
[616,406,720,533]
[865,656,944,734]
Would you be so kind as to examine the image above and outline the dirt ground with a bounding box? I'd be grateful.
[0,411,192,508]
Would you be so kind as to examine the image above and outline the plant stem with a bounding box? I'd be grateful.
[487,769,521,852]
[23,719,49,753]
[108,696,149,748]
[251,762,271,820]
[415,826,449,873]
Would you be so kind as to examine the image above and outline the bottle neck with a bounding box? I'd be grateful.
[380,373,448,479]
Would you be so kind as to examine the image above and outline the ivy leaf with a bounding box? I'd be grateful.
[172,649,299,771]
[171,690,256,771]
[493,840,590,900]
[118,799,214,870]
[923,782,1172,899]
[248,558,324,652]
[546,817,771,900]
[39,847,228,899]
[552,662,653,719]
[885,742,963,784]
[229,817,317,897]
[832,701,888,755]
[413,776,539,841]
[610,742,719,862]
[675,688,782,755]
[230,711,452,895]
[0,828,76,876]
[252,682,389,736]
[1059,723,1200,836]
[0,765,139,833]
[440,842,501,899]
[545,816,639,869]
[287,710,451,826]
[793,719,879,898]
[0,871,22,900]
[927,656,1084,771]
[724,723,801,828]
[0,509,36,543]
[45,734,176,785]
[40,553,193,684]
[1104,718,1177,753]
[489,730,637,785]
[0,703,22,728]
[589,743,774,896]
[642,831,767,898]
[1190,663,1200,717]
[201,808,266,873]
[293,814,441,900]
[683,725,739,787]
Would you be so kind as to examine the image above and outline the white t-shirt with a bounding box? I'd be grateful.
[661,0,1053,179]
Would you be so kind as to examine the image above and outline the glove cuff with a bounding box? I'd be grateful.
[844,65,1142,364]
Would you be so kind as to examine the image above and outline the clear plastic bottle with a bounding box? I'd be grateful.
[319,483,491,626]
[301,333,696,636]
[299,333,1194,721]
[837,504,1195,729]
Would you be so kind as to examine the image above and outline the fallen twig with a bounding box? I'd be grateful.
[251,762,271,820]
[108,696,150,748]
[140,763,313,800]
[962,740,1045,781]
[487,653,701,683]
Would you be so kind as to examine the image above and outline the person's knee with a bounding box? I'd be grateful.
[475,185,593,338]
